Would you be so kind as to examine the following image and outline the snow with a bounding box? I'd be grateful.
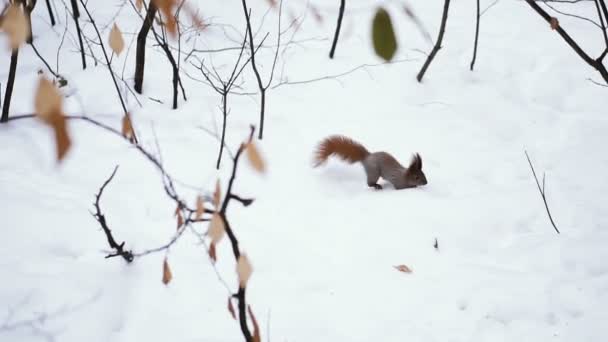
[1,0,608,341]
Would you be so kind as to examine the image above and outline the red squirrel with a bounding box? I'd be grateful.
[313,135,428,190]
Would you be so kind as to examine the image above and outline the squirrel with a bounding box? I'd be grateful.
[313,135,428,190]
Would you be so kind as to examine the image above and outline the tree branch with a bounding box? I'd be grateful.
[417,0,451,82]
[470,0,480,70]
[70,0,87,69]
[329,0,345,59]
[92,165,134,262]
[524,0,608,84]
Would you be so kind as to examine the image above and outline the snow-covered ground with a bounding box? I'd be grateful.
[1,0,607,341]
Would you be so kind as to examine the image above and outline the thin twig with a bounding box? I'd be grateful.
[524,151,560,234]
[272,58,416,89]
[470,0,480,70]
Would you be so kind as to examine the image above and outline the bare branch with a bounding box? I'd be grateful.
[524,0,608,84]
[329,0,345,59]
[92,165,134,262]
[417,0,451,82]
[471,0,481,71]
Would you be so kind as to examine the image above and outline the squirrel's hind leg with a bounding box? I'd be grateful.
[363,161,382,190]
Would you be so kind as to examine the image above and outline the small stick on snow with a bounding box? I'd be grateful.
[524,151,560,234]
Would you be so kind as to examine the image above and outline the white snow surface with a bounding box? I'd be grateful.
[1,0,607,341]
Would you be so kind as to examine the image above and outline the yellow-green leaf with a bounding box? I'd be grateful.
[372,7,397,61]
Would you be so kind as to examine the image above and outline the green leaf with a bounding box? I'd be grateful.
[372,7,397,61]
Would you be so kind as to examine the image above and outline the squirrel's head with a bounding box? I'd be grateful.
[403,153,427,187]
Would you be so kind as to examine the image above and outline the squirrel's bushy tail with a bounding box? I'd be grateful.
[313,135,370,167]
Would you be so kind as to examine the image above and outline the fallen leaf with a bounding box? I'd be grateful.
[394,264,412,273]
[162,258,173,284]
[237,254,253,287]
[1,4,28,49]
[246,142,266,173]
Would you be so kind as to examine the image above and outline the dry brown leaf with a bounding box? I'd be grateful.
[135,0,144,12]
[208,213,225,244]
[109,23,125,56]
[51,115,71,161]
[237,254,253,287]
[121,115,135,142]
[190,13,205,30]
[34,77,71,162]
[310,5,323,23]
[176,211,183,229]
[393,265,412,273]
[266,0,278,7]
[1,4,29,49]
[247,305,261,342]
[550,17,559,30]
[209,242,217,262]
[195,195,205,220]
[153,0,178,37]
[181,2,206,30]
[34,77,62,122]
[227,297,236,320]
[162,258,173,284]
[246,142,266,173]
[213,179,222,209]
[174,204,184,229]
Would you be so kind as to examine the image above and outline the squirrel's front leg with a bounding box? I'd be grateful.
[368,183,383,190]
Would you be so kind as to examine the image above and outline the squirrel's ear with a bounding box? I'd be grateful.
[409,154,420,170]
[416,153,422,169]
